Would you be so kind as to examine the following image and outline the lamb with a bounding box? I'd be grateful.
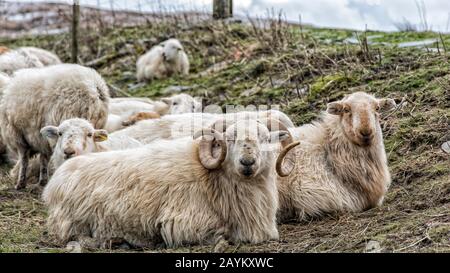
[41,118,142,170]
[0,48,44,75]
[276,92,397,222]
[136,38,189,81]
[0,64,110,189]
[42,118,299,248]
[19,47,62,66]
[106,94,201,132]
[114,109,295,144]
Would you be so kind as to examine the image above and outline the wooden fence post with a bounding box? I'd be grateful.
[213,0,233,19]
[71,0,80,63]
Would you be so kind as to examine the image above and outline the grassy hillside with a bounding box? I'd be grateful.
[0,17,449,252]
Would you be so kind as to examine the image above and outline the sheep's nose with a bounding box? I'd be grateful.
[240,158,255,166]
[64,148,76,158]
[359,128,373,138]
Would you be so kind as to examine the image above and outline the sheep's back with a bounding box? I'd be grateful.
[0,64,109,155]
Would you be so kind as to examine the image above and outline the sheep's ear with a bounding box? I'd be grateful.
[269,130,290,143]
[93,130,108,142]
[40,126,59,140]
[327,102,344,115]
[161,98,172,105]
[378,98,396,112]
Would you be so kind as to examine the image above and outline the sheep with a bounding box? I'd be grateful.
[115,109,295,144]
[0,72,9,91]
[0,72,9,158]
[106,94,201,132]
[19,47,62,66]
[43,118,299,248]
[0,48,44,75]
[276,92,397,222]
[136,38,189,82]
[41,118,142,170]
[0,64,110,189]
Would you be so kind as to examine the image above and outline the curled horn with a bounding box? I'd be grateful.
[276,141,300,177]
[260,117,299,177]
[193,128,227,170]
[259,117,293,147]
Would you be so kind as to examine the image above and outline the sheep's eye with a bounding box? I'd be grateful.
[344,107,351,113]
[375,105,380,111]
[87,133,93,137]
[173,102,178,106]
[58,132,62,136]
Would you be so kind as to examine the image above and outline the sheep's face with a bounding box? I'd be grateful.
[41,118,108,162]
[162,94,201,114]
[327,92,396,147]
[223,120,289,179]
[162,39,184,62]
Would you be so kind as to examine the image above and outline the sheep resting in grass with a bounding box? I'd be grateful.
[136,38,189,82]
[0,64,110,189]
[41,118,142,170]
[277,92,396,222]
[107,94,201,132]
[115,109,295,145]
[10,118,142,185]
[0,48,44,75]
[43,119,299,248]
[19,47,62,66]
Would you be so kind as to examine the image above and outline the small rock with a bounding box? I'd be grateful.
[128,82,147,91]
[66,241,82,253]
[240,87,261,97]
[365,240,381,253]
[441,141,450,154]
[162,85,195,95]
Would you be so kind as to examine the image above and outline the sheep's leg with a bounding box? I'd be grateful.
[15,149,30,190]
[39,154,49,186]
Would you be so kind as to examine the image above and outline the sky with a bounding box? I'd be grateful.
[7,0,450,32]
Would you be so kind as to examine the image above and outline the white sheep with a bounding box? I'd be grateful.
[0,64,110,189]
[106,94,201,132]
[114,109,295,144]
[41,118,142,170]
[0,72,9,91]
[43,118,298,248]
[136,38,189,82]
[0,72,9,157]
[277,92,397,222]
[0,48,44,75]
[19,47,62,66]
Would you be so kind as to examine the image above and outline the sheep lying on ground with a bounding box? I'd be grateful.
[41,118,142,170]
[43,119,298,248]
[0,48,44,75]
[0,72,9,91]
[136,38,189,81]
[10,118,143,185]
[0,64,110,189]
[277,92,396,222]
[0,72,9,159]
[115,109,295,144]
[107,94,201,132]
[19,47,62,66]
